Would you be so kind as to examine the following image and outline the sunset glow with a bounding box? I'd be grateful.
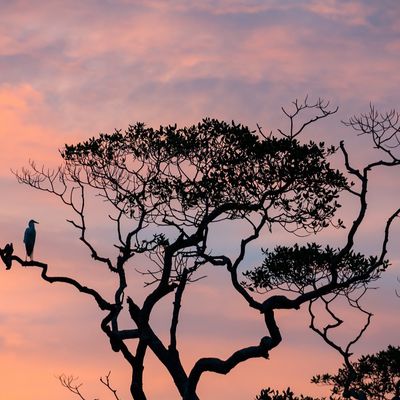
[0,1,399,399]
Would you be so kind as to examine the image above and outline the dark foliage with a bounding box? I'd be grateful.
[61,118,346,232]
[244,244,388,294]
[256,346,399,400]
[312,345,400,400]
[256,387,322,400]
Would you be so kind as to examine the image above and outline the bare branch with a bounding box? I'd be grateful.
[343,104,400,161]
[279,97,338,139]
[100,371,121,400]
[15,163,116,272]
[308,288,373,398]
[58,375,88,400]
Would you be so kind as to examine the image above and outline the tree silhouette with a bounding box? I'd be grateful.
[1,99,399,400]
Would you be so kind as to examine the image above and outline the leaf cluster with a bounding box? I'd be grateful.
[243,243,388,293]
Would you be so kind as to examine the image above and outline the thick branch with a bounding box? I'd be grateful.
[185,338,273,400]
[130,339,148,400]
[185,308,281,399]
[126,297,190,397]
[169,268,188,352]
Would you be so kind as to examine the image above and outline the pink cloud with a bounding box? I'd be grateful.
[0,2,399,399]
[305,0,373,26]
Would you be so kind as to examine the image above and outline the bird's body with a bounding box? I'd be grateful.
[24,219,38,261]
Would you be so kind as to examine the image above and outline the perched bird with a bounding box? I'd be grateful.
[24,220,39,261]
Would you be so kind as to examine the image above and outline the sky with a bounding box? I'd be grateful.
[0,0,399,399]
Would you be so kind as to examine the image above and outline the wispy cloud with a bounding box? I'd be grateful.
[0,1,399,399]
[305,0,373,25]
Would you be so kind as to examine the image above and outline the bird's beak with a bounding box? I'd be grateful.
[33,220,39,224]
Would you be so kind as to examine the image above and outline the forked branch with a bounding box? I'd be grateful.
[343,104,400,161]
[100,371,121,400]
[308,289,373,398]
[278,96,338,139]
[58,375,86,400]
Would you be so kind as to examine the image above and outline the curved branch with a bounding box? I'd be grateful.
[378,206,400,265]
[338,143,369,258]
[185,308,281,399]
[229,212,270,310]
[185,337,272,400]
[308,289,373,398]
[1,248,112,311]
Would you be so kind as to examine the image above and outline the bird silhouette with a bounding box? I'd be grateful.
[24,220,38,261]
